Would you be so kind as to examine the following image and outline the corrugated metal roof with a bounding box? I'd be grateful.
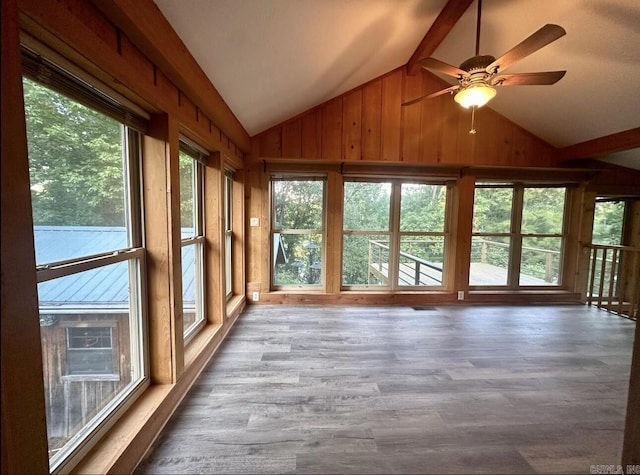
[35,226,196,307]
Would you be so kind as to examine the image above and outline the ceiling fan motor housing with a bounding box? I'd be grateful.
[460,55,496,73]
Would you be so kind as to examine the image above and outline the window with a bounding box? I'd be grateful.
[342,180,449,288]
[225,170,233,298]
[343,181,392,286]
[179,141,206,339]
[592,199,626,246]
[271,177,326,287]
[471,184,567,287]
[23,69,147,471]
[66,327,116,377]
[398,183,448,286]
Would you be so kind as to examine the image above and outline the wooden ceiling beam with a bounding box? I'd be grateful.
[560,128,640,161]
[406,0,474,76]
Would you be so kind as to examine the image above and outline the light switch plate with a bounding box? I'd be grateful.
[250,217,260,227]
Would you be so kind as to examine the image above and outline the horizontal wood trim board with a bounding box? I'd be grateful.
[250,292,581,306]
[261,158,594,182]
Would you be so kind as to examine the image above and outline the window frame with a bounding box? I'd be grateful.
[470,182,569,289]
[179,141,207,343]
[224,169,234,299]
[270,175,327,290]
[341,178,452,290]
[23,60,150,472]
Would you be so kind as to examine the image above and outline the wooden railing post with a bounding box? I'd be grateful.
[545,253,554,283]
[367,240,373,285]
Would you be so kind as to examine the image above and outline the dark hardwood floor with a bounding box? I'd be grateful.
[136,304,635,474]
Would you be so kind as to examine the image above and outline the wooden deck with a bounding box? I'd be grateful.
[469,263,550,286]
[370,262,549,286]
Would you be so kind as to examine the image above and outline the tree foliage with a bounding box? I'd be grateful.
[24,78,125,227]
[592,201,624,245]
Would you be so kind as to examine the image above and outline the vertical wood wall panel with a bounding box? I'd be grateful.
[321,98,343,160]
[342,89,362,161]
[420,72,443,163]
[282,118,302,158]
[253,67,559,168]
[361,79,382,161]
[401,68,424,163]
[301,109,322,159]
[260,127,282,158]
[380,70,402,161]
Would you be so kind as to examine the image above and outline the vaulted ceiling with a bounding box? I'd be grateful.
[154,0,640,169]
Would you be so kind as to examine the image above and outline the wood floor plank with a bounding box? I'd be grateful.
[136,304,635,474]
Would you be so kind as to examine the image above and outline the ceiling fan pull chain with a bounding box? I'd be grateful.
[469,106,477,134]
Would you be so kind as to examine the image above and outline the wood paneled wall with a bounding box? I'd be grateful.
[253,67,559,167]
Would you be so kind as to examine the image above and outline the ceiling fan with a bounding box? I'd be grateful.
[404,0,567,110]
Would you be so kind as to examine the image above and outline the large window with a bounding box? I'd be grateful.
[342,180,449,288]
[23,73,147,471]
[179,141,206,340]
[271,177,326,288]
[471,183,567,287]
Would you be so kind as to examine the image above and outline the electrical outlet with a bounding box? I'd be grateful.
[457,291,464,300]
[252,292,260,302]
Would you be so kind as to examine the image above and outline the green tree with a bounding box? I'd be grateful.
[592,201,625,245]
[24,78,126,227]
[272,179,324,285]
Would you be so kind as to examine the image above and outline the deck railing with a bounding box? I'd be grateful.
[471,239,561,284]
[586,244,639,320]
[368,240,443,286]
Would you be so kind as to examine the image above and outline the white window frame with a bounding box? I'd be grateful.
[224,169,234,299]
[179,141,206,342]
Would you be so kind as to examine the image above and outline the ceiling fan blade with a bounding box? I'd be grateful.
[418,58,469,78]
[486,24,566,74]
[491,70,566,86]
[402,85,460,107]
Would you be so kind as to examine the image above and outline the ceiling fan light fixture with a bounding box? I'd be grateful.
[454,84,496,108]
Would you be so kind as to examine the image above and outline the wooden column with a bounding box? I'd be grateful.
[620,200,639,467]
[622,315,640,466]
[142,114,183,384]
[574,191,596,300]
[325,171,344,293]
[1,0,50,471]
[231,167,246,299]
[204,152,224,325]
[451,174,475,295]
[563,184,586,291]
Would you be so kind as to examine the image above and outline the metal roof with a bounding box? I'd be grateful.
[35,226,196,308]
